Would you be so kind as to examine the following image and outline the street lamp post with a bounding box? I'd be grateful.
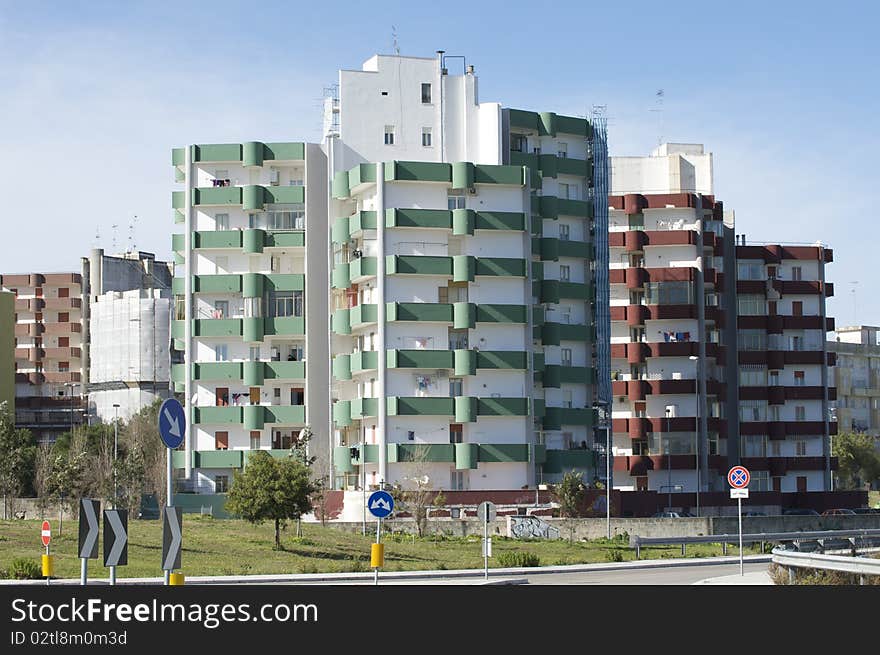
[689,355,701,517]
[664,407,672,511]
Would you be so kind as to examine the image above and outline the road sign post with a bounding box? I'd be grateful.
[162,505,182,583]
[103,509,128,585]
[78,499,100,586]
[477,501,497,580]
[367,490,394,585]
[728,466,750,576]
[158,398,185,585]
[40,521,52,585]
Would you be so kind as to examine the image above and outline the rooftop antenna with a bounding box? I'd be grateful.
[111,224,119,253]
[391,25,399,55]
[648,89,664,146]
[128,215,138,253]
[94,225,101,249]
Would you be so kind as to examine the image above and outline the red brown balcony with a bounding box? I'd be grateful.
[625,230,648,251]
[609,232,625,248]
[626,267,647,289]
[627,304,650,326]
[43,346,82,360]
[644,230,697,247]
[43,297,82,310]
[42,371,81,384]
[43,273,81,286]
[14,323,44,337]
[44,322,82,335]
[649,304,697,320]
[15,372,45,384]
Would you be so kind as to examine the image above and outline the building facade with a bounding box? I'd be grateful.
[830,326,880,437]
[170,142,329,494]
[0,289,14,415]
[2,250,174,442]
[171,53,608,499]
[608,143,837,499]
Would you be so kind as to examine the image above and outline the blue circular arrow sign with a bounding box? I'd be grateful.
[367,490,394,518]
[158,398,186,449]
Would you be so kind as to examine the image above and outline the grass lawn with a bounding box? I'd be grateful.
[0,517,763,581]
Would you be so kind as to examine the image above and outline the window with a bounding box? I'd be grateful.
[451,470,466,491]
[215,475,229,493]
[421,83,432,104]
[737,294,766,316]
[244,297,262,318]
[795,406,806,421]
[768,300,777,316]
[384,125,395,145]
[739,400,767,422]
[215,344,229,362]
[511,134,527,153]
[58,287,69,298]
[741,435,767,458]
[272,291,303,317]
[250,431,261,450]
[738,329,766,351]
[645,282,693,305]
[449,378,463,397]
[791,266,802,281]
[421,127,432,147]
[769,370,780,387]
[213,300,228,318]
[563,390,573,408]
[557,142,568,158]
[792,301,803,317]
[215,431,229,451]
[561,348,572,367]
[58,312,69,323]
[215,213,229,230]
[559,224,570,241]
[795,440,807,456]
[770,441,781,457]
[751,470,770,492]
[794,371,805,386]
[449,424,463,444]
[737,263,764,280]
[739,365,767,386]
[558,182,570,199]
[559,265,570,281]
[447,191,466,210]
[448,329,468,350]
[291,388,304,406]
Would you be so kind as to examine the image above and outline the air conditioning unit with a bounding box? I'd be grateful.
[269,169,280,186]
[467,187,478,195]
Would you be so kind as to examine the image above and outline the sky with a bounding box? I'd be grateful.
[1,0,878,327]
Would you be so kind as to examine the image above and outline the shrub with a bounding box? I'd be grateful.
[605,549,624,562]
[8,558,41,580]
[497,551,540,568]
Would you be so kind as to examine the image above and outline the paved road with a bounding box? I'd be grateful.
[508,560,769,585]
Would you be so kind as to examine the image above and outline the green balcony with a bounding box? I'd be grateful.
[509,151,539,170]
[390,444,455,464]
[265,231,305,248]
[478,444,531,463]
[558,239,591,259]
[540,322,589,345]
[264,361,305,380]
[476,351,528,370]
[265,405,306,425]
[477,397,529,416]
[350,398,380,419]
[194,187,242,206]
[387,397,455,416]
[558,198,592,218]
[195,231,242,249]
[196,450,244,469]
[264,186,304,204]
[454,349,476,376]
[194,319,243,337]
[349,210,377,235]
[243,360,264,386]
[332,309,351,335]
[348,163,377,190]
[385,161,451,183]
[193,362,242,381]
[455,443,478,469]
[350,303,377,328]
[349,256,377,282]
[473,164,524,186]
[265,274,304,291]
[475,304,527,324]
[350,350,379,373]
[264,316,305,336]
[244,405,264,430]
[333,400,351,427]
[191,143,242,162]
[475,258,526,277]
[543,449,596,475]
[386,208,453,230]
[194,406,242,424]
[475,211,526,231]
[332,354,351,381]
[387,302,453,323]
[387,349,455,369]
[333,446,355,474]
[386,255,452,276]
[195,275,241,293]
[331,263,350,289]
[557,157,591,178]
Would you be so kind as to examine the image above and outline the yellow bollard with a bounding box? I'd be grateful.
[41,554,54,578]
[169,572,185,586]
[370,543,385,568]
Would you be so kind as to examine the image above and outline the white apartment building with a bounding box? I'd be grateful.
[830,326,880,438]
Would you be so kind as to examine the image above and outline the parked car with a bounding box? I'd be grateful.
[651,511,682,518]
[783,508,820,516]
[741,511,767,517]
[851,507,880,515]
[821,508,856,516]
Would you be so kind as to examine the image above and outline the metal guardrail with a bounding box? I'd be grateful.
[630,529,880,559]
[771,546,880,584]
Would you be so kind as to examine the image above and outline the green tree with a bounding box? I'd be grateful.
[553,470,587,542]
[225,451,316,549]
[0,402,37,519]
[833,432,880,490]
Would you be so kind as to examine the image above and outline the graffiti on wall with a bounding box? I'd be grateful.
[507,516,560,540]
